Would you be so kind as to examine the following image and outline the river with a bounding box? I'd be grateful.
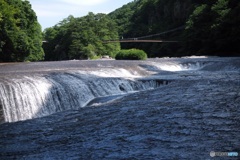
[0,57,239,159]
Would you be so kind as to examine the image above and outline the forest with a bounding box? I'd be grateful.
[109,0,240,57]
[43,13,120,61]
[0,0,43,62]
[0,0,239,62]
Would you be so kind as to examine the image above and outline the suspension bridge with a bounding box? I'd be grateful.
[103,26,185,43]
[104,39,178,43]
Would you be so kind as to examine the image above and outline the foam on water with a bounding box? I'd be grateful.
[0,57,239,123]
[0,57,239,159]
[149,61,205,72]
[0,71,162,122]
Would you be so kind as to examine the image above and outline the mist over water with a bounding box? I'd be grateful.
[0,57,239,159]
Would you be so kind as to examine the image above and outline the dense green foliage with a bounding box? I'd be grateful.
[1,0,238,62]
[115,49,147,60]
[43,13,120,61]
[108,0,195,57]
[109,0,240,57]
[0,0,44,62]
[183,0,240,56]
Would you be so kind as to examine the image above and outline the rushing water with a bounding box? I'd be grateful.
[0,74,164,122]
[0,57,239,159]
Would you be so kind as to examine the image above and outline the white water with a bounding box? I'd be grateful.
[150,61,206,71]
[1,57,239,123]
[0,72,161,122]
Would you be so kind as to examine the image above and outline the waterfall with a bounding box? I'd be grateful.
[0,72,164,123]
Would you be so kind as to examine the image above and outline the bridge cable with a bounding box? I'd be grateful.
[124,25,185,40]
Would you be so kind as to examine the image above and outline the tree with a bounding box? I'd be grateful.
[184,0,240,56]
[0,0,44,62]
[108,0,195,57]
[109,0,240,57]
[43,13,120,61]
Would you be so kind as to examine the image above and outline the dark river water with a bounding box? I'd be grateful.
[0,57,239,159]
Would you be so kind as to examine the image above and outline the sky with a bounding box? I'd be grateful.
[28,0,133,30]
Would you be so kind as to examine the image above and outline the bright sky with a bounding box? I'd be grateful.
[29,0,133,30]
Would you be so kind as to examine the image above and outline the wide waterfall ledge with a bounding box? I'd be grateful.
[1,57,239,123]
[0,71,169,123]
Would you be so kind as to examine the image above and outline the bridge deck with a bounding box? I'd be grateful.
[103,40,178,43]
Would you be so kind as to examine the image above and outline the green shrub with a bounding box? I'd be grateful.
[115,49,147,60]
